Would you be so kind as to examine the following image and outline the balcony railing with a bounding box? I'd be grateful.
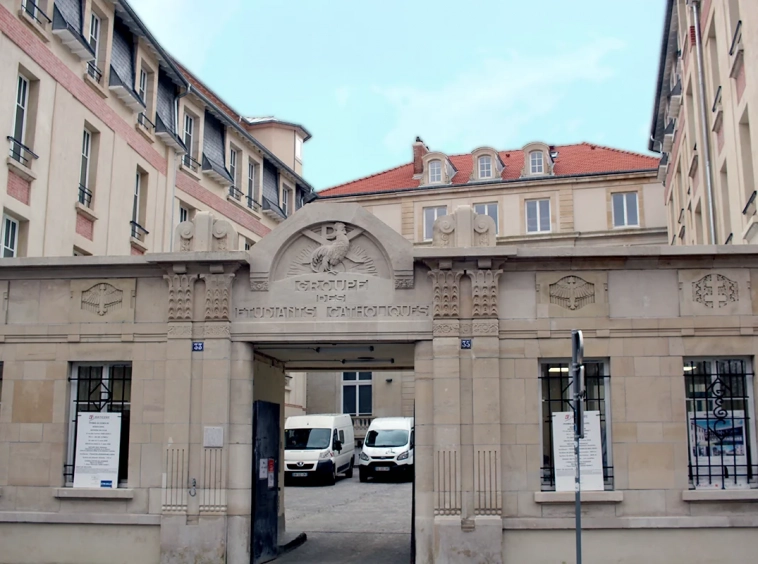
[137,112,155,133]
[228,186,243,201]
[130,220,149,242]
[182,154,201,173]
[22,0,51,26]
[86,61,103,84]
[246,194,261,212]
[729,20,742,57]
[711,85,722,114]
[7,136,39,168]
[78,185,93,207]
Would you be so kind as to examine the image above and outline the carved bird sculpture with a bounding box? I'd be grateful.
[310,222,351,274]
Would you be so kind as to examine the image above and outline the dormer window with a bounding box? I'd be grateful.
[478,156,492,179]
[429,160,442,183]
[530,151,544,174]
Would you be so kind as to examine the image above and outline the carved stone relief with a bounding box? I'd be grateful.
[692,274,738,309]
[472,319,499,336]
[536,272,608,318]
[679,269,751,316]
[69,279,136,323]
[549,276,595,311]
[204,323,231,338]
[81,283,123,316]
[201,271,236,321]
[175,211,238,252]
[429,269,463,318]
[434,319,461,337]
[468,270,502,318]
[432,205,497,247]
[165,273,198,322]
[287,223,378,277]
[167,323,193,339]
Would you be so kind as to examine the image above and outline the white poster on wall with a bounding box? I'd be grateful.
[73,412,121,489]
[688,410,748,489]
[552,410,604,492]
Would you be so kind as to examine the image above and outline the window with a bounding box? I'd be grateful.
[65,364,132,486]
[247,160,257,203]
[138,69,147,103]
[295,135,303,161]
[244,238,252,251]
[612,192,639,227]
[179,205,189,224]
[474,202,498,234]
[478,155,492,179]
[88,13,100,58]
[540,361,613,491]
[10,75,29,161]
[131,170,147,241]
[132,172,140,225]
[342,372,372,416]
[428,160,442,183]
[530,151,544,174]
[684,358,757,489]
[282,186,291,216]
[229,148,238,187]
[183,113,195,167]
[423,205,447,241]
[79,129,92,207]
[526,199,550,233]
[2,215,19,257]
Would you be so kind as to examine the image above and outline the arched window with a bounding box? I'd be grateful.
[429,160,442,183]
[530,151,544,174]
[478,155,492,179]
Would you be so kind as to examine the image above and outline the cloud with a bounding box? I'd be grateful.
[374,38,625,153]
[128,0,241,71]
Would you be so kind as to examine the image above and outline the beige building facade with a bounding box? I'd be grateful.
[650,0,757,245]
[0,202,757,563]
[0,0,312,259]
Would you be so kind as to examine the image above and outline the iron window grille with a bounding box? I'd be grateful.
[246,195,261,212]
[78,184,93,207]
[540,361,613,491]
[228,186,243,201]
[684,359,757,489]
[64,364,132,485]
[130,220,149,241]
[7,136,38,168]
[21,0,51,26]
[137,112,155,133]
[182,154,201,173]
[86,61,103,84]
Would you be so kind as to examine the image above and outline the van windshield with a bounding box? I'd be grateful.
[285,428,331,450]
[365,429,409,448]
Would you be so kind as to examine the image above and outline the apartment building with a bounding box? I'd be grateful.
[307,138,667,437]
[316,138,667,247]
[1,0,313,258]
[650,0,756,245]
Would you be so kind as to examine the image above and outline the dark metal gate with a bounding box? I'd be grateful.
[251,400,281,564]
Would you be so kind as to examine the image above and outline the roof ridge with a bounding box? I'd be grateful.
[319,161,413,193]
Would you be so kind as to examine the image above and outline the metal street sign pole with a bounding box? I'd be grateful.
[571,330,585,564]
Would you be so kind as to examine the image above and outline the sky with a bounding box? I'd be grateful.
[129,0,667,191]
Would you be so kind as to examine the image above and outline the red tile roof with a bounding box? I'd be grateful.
[319,143,658,197]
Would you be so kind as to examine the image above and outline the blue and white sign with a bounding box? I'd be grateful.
[460,339,472,350]
[192,342,204,352]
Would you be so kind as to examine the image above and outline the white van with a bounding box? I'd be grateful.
[358,417,414,482]
[284,414,355,486]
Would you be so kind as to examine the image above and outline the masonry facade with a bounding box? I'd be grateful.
[0,202,757,564]
[650,0,757,245]
[1,0,312,258]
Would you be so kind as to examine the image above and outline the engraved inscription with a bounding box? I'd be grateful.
[693,274,738,309]
[235,304,430,319]
[81,283,123,316]
[549,276,595,311]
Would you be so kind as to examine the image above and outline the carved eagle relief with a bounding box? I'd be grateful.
[81,283,124,316]
[287,222,378,277]
[548,276,595,311]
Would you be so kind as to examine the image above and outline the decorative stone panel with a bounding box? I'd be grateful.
[164,271,198,321]
[69,279,136,322]
[176,210,238,252]
[536,271,608,318]
[201,268,236,321]
[432,205,497,247]
[468,269,502,318]
[679,269,751,316]
[429,269,463,318]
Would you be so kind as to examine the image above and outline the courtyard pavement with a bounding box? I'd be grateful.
[277,467,412,564]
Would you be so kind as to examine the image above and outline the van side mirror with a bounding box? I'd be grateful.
[334,440,342,452]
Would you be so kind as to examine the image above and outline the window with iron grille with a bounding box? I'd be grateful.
[65,364,132,486]
[540,361,613,491]
[684,358,757,489]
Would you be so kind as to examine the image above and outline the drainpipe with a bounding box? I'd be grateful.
[169,84,192,251]
[690,0,717,244]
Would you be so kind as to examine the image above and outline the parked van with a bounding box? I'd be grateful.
[358,417,414,482]
[284,414,355,486]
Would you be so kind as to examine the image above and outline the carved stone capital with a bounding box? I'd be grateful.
[164,273,198,321]
[459,320,473,337]
[167,322,193,339]
[433,319,460,337]
[428,269,464,318]
[472,319,499,336]
[201,271,236,321]
[204,322,231,339]
[468,269,502,318]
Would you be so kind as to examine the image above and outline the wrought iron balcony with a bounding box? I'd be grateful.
[246,195,261,212]
[21,0,51,26]
[711,86,722,114]
[137,112,155,133]
[7,136,39,168]
[228,186,243,201]
[729,20,743,57]
[182,154,201,173]
[86,61,103,84]
[262,196,286,222]
[78,185,93,208]
[130,220,149,242]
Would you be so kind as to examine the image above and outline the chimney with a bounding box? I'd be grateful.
[413,136,428,175]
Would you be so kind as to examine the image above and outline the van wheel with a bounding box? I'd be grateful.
[345,460,354,479]
[359,468,368,483]
[325,466,336,486]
